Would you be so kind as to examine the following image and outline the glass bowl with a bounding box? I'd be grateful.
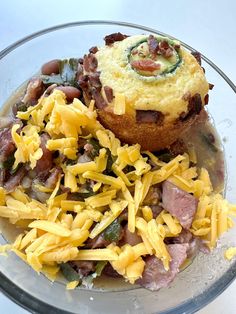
[0,21,236,314]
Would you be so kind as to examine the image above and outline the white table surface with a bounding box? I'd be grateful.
[0,0,235,313]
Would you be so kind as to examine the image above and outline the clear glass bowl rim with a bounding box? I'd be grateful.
[0,20,236,314]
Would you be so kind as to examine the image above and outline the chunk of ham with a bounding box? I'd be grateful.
[136,110,164,125]
[35,133,53,180]
[69,261,95,277]
[0,128,15,163]
[103,263,121,278]
[119,224,142,246]
[85,233,110,249]
[4,166,26,192]
[45,167,62,189]
[162,181,198,229]
[137,243,188,291]
[165,229,202,258]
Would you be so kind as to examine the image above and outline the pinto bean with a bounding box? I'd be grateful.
[41,59,60,75]
[54,86,81,101]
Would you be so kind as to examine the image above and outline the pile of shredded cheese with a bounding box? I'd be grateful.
[0,90,236,288]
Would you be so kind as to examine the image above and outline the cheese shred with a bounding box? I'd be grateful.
[0,89,235,287]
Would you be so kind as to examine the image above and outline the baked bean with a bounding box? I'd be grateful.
[54,86,81,101]
[41,59,60,75]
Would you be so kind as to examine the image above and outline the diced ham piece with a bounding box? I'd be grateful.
[0,128,16,163]
[35,133,53,180]
[45,167,62,189]
[85,233,110,249]
[137,243,188,291]
[165,229,210,257]
[0,116,14,129]
[69,261,95,277]
[91,89,107,109]
[136,110,164,125]
[165,229,197,258]
[103,263,121,278]
[159,41,174,58]
[162,181,198,229]
[4,166,26,192]
[0,169,6,186]
[149,205,163,219]
[104,86,113,103]
[170,229,193,244]
[88,73,102,90]
[119,224,142,246]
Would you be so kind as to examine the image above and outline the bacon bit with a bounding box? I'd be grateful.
[35,133,53,180]
[136,110,165,125]
[69,261,95,277]
[45,167,62,189]
[78,75,89,89]
[180,93,202,121]
[91,89,107,109]
[0,169,6,186]
[159,41,173,58]
[4,166,26,192]
[104,32,128,45]
[83,54,98,73]
[104,86,114,103]
[0,128,16,163]
[204,94,209,105]
[191,51,201,65]
[89,46,98,54]
[88,73,102,90]
[147,35,159,56]
[131,60,161,72]
[188,93,202,114]
[209,83,214,90]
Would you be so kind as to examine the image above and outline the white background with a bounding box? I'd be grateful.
[0,0,235,313]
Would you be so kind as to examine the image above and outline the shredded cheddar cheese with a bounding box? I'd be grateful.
[113,93,126,115]
[11,124,43,169]
[0,89,235,288]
